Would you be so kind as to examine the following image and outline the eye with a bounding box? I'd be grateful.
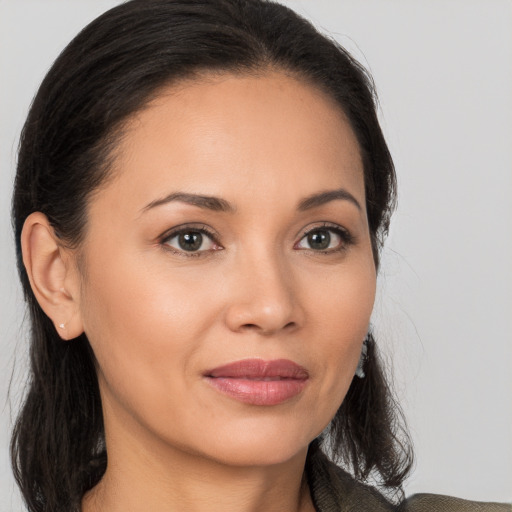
[161,226,219,255]
[295,224,353,253]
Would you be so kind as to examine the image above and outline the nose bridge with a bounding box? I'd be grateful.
[225,241,300,334]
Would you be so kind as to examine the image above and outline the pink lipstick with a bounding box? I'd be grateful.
[204,359,309,406]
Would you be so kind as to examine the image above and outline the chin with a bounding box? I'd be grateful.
[207,443,308,468]
[188,421,318,468]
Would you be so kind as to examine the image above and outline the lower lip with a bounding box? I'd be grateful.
[205,377,307,406]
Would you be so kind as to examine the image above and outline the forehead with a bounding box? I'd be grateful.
[95,71,365,215]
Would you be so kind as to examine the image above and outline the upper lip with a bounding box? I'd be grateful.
[205,358,309,380]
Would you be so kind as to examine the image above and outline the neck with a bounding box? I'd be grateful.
[82,412,314,512]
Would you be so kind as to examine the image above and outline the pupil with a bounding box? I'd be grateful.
[308,230,330,250]
[178,232,202,251]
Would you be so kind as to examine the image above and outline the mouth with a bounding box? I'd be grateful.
[203,359,309,406]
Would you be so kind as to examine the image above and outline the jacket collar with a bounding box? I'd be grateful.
[305,441,395,512]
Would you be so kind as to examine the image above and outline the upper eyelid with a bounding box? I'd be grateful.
[160,223,220,242]
[299,221,350,237]
[161,222,349,240]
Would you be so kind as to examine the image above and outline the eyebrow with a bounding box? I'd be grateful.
[297,189,361,212]
[141,188,361,214]
[142,192,236,213]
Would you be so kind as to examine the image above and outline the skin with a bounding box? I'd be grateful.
[22,71,376,512]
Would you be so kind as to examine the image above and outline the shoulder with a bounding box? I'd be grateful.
[306,445,510,512]
[306,445,395,511]
[400,494,511,512]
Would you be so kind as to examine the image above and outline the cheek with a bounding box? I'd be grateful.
[78,249,217,410]
[306,258,376,398]
[82,244,212,334]
[307,253,376,335]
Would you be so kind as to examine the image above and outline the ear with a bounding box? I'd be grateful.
[21,212,84,340]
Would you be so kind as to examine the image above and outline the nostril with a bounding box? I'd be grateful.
[239,321,297,335]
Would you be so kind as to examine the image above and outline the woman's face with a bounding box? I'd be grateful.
[75,71,376,467]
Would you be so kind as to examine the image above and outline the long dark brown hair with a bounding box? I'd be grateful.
[11,1,412,510]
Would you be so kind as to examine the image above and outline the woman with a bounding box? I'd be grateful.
[8,0,510,511]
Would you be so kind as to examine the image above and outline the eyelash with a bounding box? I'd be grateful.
[159,222,355,258]
[160,224,219,258]
[298,222,355,254]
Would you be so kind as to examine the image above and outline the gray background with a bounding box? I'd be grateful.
[1,0,511,509]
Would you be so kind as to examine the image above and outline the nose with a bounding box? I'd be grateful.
[223,249,303,336]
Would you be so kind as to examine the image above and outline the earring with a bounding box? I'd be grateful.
[58,323,65,329]
[355,337,368,379]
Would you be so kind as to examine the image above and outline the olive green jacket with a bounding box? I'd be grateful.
[306,448,510,512]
